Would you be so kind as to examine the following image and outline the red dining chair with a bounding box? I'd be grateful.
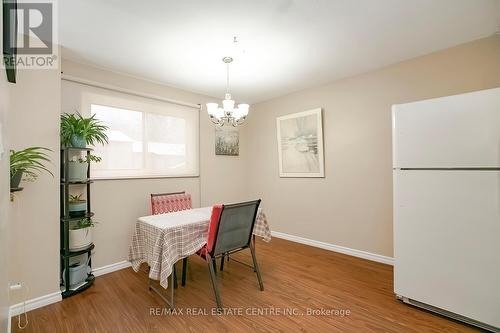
[150,191,192,287]
[195,199,263,310]
[150,191,192,215]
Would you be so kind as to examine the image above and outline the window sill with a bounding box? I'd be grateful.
[91,174,200,181]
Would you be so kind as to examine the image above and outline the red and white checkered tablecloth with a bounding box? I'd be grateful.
[128,207,271,289]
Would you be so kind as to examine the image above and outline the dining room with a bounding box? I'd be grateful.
[1,1,500,332]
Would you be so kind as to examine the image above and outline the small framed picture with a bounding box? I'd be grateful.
[276,108,324,177]
[215,125,239,156]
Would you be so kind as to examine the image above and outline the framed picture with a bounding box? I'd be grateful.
[276,108,324,177]
[215,125,239,156]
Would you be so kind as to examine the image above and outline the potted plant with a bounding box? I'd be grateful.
[69,194,86,217]
[63,259,91,287]
[67,154,102,181]
[60,112,109,148]
[10,147,53,189]
[69,217,96,251]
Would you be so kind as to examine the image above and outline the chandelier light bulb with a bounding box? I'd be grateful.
[215,108,225,119]
[206,103,219,116]
[238,104,249,118]
[223,98,235,111]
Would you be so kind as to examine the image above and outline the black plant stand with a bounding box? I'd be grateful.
[60,147,95,298]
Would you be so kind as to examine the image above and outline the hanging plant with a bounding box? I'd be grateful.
[10,147,53,189]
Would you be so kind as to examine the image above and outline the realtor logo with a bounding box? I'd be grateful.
[16,1,53,54]
[2,0,58,71]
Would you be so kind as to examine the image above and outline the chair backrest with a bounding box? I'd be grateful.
[150,191,192,215]
[207,199,261,257]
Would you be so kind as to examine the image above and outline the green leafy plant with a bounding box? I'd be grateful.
[83,154,102,163]
[70,154,102,164]
[69,194,85,203]
[10,147,53,183]
[60,112,109,147]
[75,217,97,229]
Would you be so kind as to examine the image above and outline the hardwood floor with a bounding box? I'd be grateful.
[13,238,479,333]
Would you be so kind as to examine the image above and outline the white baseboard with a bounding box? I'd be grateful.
[9,291,62,317]
[92,260,131,277]
[8,260,131,322]
[271,231,394,266]
[7,308,11,333]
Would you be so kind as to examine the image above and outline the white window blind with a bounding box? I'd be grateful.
[61,80,199,179]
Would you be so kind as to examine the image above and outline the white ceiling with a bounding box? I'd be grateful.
[59,0,500,103]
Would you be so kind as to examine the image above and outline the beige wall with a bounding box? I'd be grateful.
[60,59,250,269]
[247,35,500,257]
[0,48,12,333]
[7,64,61,305]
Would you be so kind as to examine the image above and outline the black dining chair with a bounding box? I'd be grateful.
[193,199,264,309]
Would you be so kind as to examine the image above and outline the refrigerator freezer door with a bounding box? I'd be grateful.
[394,170,500,328]
[392,87,500,168]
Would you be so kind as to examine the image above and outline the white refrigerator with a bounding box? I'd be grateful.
[392,87,500,332]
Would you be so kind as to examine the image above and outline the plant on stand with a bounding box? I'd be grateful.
[67,154,102,181]
[60,112,109,148]
[69,193,87,217]
[69,217,97,251]
[10,147,53,190]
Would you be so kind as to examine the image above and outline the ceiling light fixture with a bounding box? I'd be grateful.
[206,56,249,127]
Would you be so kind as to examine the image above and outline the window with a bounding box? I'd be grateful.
[62,80,199,179]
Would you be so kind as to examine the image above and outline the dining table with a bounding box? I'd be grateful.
[128,206,272,308]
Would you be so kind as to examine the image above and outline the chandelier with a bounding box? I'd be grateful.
[206,57,249,126]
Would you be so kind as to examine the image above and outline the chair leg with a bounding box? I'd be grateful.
[181,257,187,287]
[212,258,217,274]
[220,254,225,271]
[250,242,264,291]
[173,263,178,289]
[252,235,256,272]
[207,255,223,310]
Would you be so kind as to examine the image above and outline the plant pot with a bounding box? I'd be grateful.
[68,161,88,181]
[69,227,92,251]
[63,262,91,287]
[69,201,87,217]
[10,171,23,188]
[70,134,87,148]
